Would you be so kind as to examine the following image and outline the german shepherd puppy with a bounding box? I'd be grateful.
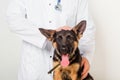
[39,20,93,80]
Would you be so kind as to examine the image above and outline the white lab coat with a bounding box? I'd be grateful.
[6,0,95,80]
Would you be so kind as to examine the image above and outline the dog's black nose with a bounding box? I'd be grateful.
[60,45,68,53]
[62,45,66,49]
[61,47,66,51]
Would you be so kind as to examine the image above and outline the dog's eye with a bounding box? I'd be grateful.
[57,36,62,40]
[67,35,73,40]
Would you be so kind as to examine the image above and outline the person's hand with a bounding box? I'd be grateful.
[81,57,90,79]
[56,26,72,31]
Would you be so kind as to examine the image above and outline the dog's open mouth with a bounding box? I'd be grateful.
[60,54,70,67]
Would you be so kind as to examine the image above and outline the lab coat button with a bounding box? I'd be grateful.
[49,21,52,23]
[49,3,51,6]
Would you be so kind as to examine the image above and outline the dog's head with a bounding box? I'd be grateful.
[39,20,86,56]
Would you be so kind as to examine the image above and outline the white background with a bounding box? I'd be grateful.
[0,0,120,80]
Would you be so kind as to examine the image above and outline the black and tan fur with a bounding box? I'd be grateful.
[39,20,94,80]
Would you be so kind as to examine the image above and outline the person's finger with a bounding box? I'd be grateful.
[81,57,90,79]
[82,65,89,75]
[81,58,90,74]
[56,27,62,31]
[62,26,72,30]
[82,67,89,76]
[56,26,72,31]
[82,62,89,75]
[81,72,88,79]
[81,59,86,74]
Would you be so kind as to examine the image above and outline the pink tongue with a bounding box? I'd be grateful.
[60,54,70,67]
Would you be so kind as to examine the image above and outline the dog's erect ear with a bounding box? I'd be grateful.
[39,28,56,41]
[72,20,86,39]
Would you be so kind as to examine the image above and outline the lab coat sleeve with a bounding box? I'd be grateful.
[76,0,96,65]
[6,0,46,49]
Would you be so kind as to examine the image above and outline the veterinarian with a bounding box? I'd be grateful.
[7,0,95,80]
